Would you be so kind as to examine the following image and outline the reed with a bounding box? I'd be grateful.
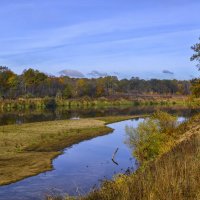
[1,96,199,111]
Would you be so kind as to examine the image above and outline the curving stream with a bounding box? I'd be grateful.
[0,118,144,200]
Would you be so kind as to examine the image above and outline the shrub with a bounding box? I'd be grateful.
[126,111,178,163]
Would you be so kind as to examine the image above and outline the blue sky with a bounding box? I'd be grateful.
[0,0,200,79]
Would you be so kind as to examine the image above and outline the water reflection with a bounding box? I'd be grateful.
[0,105,198,126]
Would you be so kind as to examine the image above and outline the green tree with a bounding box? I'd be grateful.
[63,84,73,98]
[126,111,177,163]
[191,79,200,97]
[191,37,200,97]
[96,78,106,97]
[76,79,88,96]
[191,37,200,70]
[22,68,48,96]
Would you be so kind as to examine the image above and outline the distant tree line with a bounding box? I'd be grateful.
[0,66,191,99]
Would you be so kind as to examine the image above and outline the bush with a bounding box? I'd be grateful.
[152,111,178,133]
[126,111,178,163]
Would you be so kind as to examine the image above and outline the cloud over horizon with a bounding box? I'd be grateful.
[162,70,174,75]
[87,70,108,77]
[59,69,85,78]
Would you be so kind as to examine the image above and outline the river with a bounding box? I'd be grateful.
[0,106,192,200]
[0,118,144,200]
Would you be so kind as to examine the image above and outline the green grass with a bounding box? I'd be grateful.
[0,115,139,186]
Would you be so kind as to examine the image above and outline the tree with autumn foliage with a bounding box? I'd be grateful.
[0,66,193,99]
[0,66,18,98]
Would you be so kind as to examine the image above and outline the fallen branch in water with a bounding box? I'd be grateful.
[112,148,119,165]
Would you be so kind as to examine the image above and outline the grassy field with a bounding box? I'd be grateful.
[76,114,200,200]
[0,115,140,186]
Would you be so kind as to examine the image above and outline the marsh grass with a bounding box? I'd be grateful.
[1,96,200,111]
[80,120,200,200]
[0,118,112,185]
[0,115,138,186]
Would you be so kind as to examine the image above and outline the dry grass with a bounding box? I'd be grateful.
[0,152,59,185]
[0,115,138,186]
[0,119,111,185]
[79,118,200,200]
[0,119,104,151]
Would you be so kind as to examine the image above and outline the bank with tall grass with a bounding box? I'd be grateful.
[56,112,200,200]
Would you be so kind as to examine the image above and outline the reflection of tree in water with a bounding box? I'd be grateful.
[0,106,198,126]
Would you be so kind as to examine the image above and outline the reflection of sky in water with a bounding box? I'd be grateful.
[0,119,143,200]
[177,116,186,123]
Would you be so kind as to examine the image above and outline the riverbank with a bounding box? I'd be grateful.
[0,96,200,111]
[0,115,141,186]
[77,114,200,200]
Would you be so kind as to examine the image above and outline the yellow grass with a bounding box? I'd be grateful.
[0,115,138,186]
[0,119,108,185]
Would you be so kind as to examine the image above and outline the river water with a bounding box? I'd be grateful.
[0,105,198,125]
[0,106,192,200]
[0,118,143,200]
